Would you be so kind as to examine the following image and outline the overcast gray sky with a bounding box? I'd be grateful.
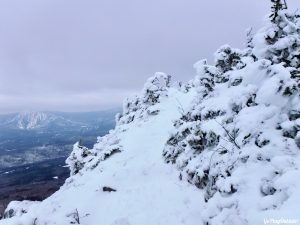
[0,0,298,114]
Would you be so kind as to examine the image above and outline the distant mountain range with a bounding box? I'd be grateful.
[0,110,119,131]
[0,109,119,168]
[0,112,53,130]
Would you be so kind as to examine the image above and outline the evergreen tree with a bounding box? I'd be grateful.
[252,0,300,71]
[270,0,287,22]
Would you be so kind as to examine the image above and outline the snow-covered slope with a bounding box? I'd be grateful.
[0,82,206,225]
[1,8,300,225]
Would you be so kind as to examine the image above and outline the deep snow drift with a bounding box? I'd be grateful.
[1,8,300,225]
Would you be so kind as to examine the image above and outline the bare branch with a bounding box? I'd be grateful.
[214,120,240,149]
[175,98,185,116]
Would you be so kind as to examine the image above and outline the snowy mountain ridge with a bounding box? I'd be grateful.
[0,111,64,130]
[1,8,300,225]
[14,112,55,130]
[0,110,118,131]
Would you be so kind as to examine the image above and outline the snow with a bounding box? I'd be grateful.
[1,6,300,225]
[0,88,207,225]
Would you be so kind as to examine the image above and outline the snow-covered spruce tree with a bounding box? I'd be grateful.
[116,72,171,125]
[270,0,288,22]
[142,72,171,105]
[163,60,219,169]
[163,4,300,224]
[66,132,122,175]
[66,142,92,175]
[253,1,300,70]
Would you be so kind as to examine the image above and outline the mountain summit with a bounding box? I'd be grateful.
[1,6,300,225]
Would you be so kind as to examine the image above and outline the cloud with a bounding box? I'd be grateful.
[0,88,137,113]
[0,0,298,113]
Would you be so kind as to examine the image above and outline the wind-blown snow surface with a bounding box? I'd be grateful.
[1,9,300,225]
[0,88,207,225]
